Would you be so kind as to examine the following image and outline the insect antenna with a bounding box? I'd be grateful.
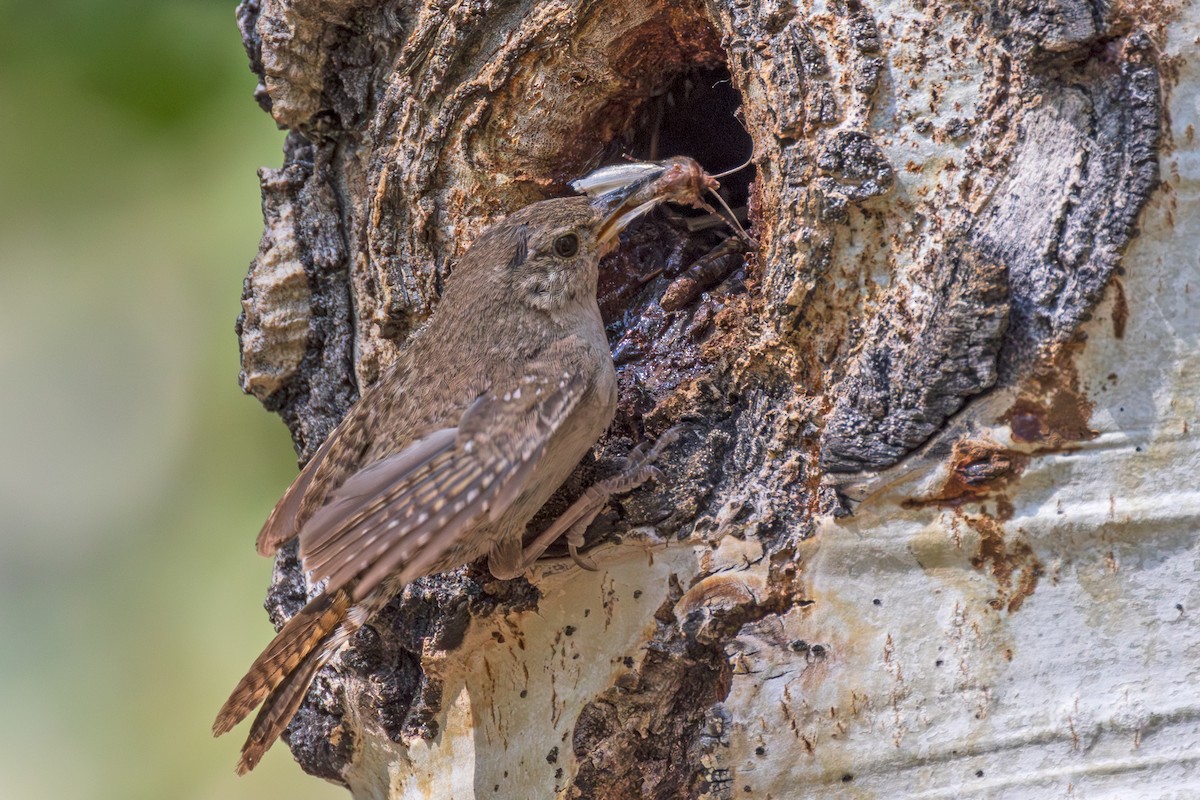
[702,188,753,243]
[710,153,755,180]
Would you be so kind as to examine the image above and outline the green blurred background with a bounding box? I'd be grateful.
[0,1,343,797]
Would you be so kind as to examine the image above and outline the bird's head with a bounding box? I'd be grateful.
[450,194,657,315]
[445,156,724,317]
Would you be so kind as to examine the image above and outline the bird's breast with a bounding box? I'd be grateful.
[492,346,617,540]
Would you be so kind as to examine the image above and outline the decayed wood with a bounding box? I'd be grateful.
[230,0,1190,796]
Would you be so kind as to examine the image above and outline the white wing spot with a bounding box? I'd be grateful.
[512,387,521,400]
[388,520,400,529]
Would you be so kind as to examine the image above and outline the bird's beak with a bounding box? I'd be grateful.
[574,157,723,249]
[595,195,662,247]
[571,161,673,248]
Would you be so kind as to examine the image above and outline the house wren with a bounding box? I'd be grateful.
[213,157,724,774]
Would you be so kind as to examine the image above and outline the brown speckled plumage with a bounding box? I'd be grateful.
[213,174,700,774]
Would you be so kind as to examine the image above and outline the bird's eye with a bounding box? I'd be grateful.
[553,233,579,258]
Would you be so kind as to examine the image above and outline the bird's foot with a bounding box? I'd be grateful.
[509,428,683,575]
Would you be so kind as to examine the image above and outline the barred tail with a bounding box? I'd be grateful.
[213,589,352,773]
[234,653,326,774]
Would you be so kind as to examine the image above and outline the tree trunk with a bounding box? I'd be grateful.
[232,0,1197,796]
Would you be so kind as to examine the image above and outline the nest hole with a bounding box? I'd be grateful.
[590,63,756,219]
[628,65,756,212]
[594,62,755,321]
[582,66,756,455]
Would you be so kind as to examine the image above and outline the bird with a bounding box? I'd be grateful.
[214,158,721,774]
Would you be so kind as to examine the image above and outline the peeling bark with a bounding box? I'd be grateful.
[231,0,1198,796]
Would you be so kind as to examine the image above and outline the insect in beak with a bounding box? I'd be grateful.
[575,155,753,245]
[595,197,661,246]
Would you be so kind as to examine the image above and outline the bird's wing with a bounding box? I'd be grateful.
[297,337,599,600]
[255,422,341,556]
[255,396,384,557]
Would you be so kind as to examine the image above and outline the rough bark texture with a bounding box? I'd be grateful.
[232,0,1200,797]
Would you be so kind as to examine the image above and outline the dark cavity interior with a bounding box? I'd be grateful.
[614,64,753,211]
[626,65,755,210]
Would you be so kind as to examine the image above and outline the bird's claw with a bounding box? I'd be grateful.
[569,542,600,572]
[624,425,684,471]
[538,427,684,573]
